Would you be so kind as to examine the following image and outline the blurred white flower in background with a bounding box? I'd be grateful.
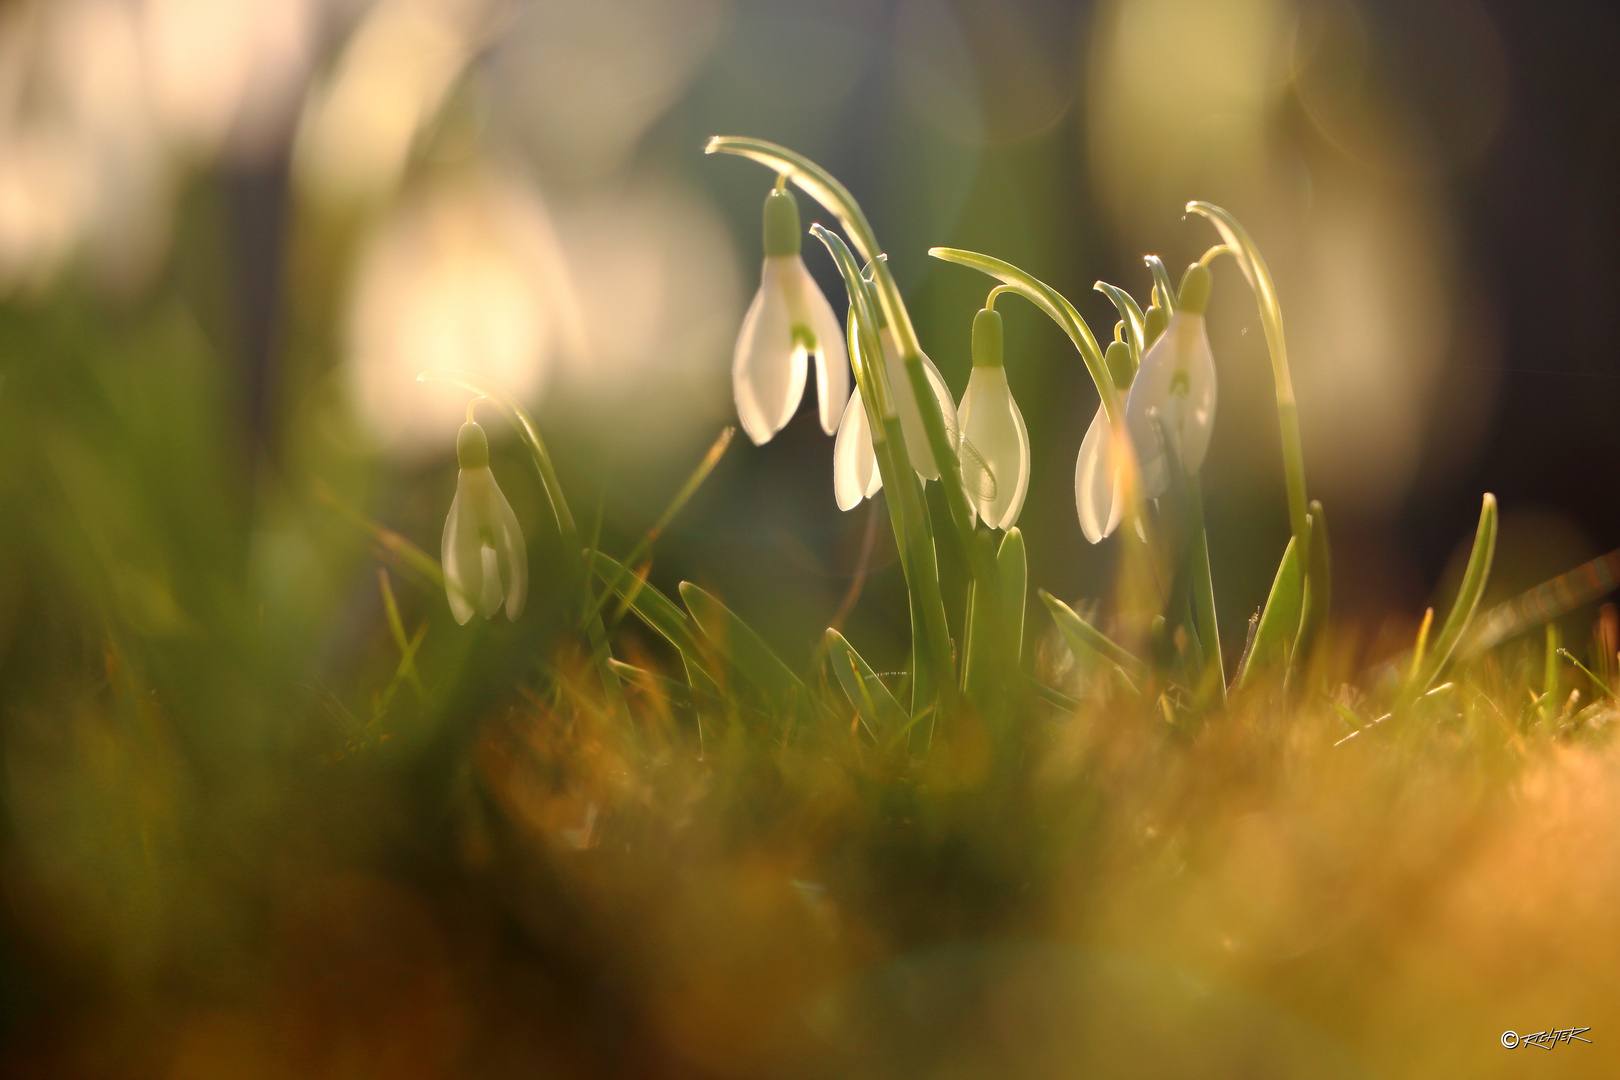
[442,419,527,624]
[294,0,493,208]
[488,0,723,182]
[546,176,743,451]
[0,0,316,295]
[143,0,314,163]
[346,165,581,455]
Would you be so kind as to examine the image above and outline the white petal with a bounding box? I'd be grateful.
[484,469,528,620]
[478,547,503,618]
[1123,311,1217,497]
[442,469,488,624]
[791,257,850,435]
[732,257,806,445]
[1178,318,1218,475]
[881,329,957,481]
[1075,404,1124,543]
[833,385,879,510]
[958,366,1029,530]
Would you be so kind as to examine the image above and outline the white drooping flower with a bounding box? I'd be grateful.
[732,188,850,444]
[1074,335,1136,543]
[832,325,958,510]
[956,307,1028,530]
[442,421,528,624]
[1123,264,1216,499]
[1074,403,1125,543]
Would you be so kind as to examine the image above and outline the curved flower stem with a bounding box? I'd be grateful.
[417,369,625,711]
[928,247,1152,548]
[1184,203,1310,552]
[928,248,1120,425]
[706,137,882,263]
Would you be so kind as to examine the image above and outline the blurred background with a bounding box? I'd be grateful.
[1,0,1618,1075]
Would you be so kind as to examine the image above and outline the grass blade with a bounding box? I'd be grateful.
[586,425,736,625]
[1294,499,1332,672]
[998,527,1027,668]
[1039,589,1149,685]
[592,552,706,667]
[1409,493,1498,694]
[825,628,907,741]
[1236,534,1305,690]
[679,582,807,708]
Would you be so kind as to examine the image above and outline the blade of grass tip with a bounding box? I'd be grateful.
[834,645,882,741]
[592,551,708,669]
[998,527,1027,668]
[826,629,907,742]
[607,559,654,631]
[1557,649,1615,700]
[1542,623,1561,720]
[1408,607,1435,685]
[1186,483,1224,705]
[1235,532,1306,691]
[1294,498,1332,674]
[1409,493,1498,695]
[1144,255,1177,314]
[681,582,836,726]
[586,425,736,625]
[961,530,1002,703]
[608,658,702,711]
[1039,589,1149,684]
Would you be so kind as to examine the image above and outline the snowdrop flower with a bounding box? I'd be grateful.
[1074,337,1137,543]
[832,324,958,510]
[442,420,528,624]
[1124,264,1216,499]
[956,305,1029,529]
[733,186,850,444]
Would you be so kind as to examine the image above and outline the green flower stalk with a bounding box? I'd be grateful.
[442,420,528,624]
[733,185,850,444]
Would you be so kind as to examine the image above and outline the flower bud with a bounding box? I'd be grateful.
[456,421,490,469]
[762,187,801,257]
[971,307,1004,368]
